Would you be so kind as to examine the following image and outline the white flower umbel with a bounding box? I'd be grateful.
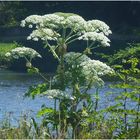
[43,14,64,28]
[21,12,112,47]
[79,59,113,87]
[64,52,114,87]
[65,15,87,32]
[78,32,111,47]
[27,28,60,41]
[81,59,114,76]
[64,52,90,67]
[63,52,114,88]
[5,47,42,60]
[43,89,75,100]
[87,20,112,36]
[20,15,43,27]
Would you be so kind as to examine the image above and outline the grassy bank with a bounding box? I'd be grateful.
[0,42,17,68]
[0,112,139,139]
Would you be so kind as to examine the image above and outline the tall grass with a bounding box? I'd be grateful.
[0,113,51,139]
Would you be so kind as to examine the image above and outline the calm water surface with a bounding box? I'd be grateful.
[0,69,54,121]
[0,69,136,124]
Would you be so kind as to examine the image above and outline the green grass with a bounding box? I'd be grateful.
[0,42,17,67]
[0,42,17,54]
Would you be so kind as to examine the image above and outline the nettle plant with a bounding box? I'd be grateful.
[7,13,113,138]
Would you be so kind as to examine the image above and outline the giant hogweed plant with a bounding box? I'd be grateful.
[6,12,113,138]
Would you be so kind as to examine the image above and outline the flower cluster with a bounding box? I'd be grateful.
[64,52,113,76]
[78,32,110,47]
[63,52,114,87]
[81,59,114,76]
[64,52,90,67]
[5,47,41,60]
[21,13,112,47]
[21,15,43,27]
[65,15,87,32]
[43,89,75,100]
[87,20,112,36]
[43,14,64,28]
[27,28,60,41]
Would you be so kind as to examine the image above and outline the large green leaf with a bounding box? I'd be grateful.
[25,83,48,99]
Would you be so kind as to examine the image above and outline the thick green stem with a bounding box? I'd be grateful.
[59,52,65,90]
[57,43,67,138]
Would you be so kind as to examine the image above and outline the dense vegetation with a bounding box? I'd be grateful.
[0,12,139,139]
[0,2,140,139]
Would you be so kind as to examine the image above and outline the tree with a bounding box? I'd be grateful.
[0,1,26,27]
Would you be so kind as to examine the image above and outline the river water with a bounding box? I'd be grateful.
[0,69,136,125]
[0,69,54,122]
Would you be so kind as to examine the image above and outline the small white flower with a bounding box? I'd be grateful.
[5,52,11,57]
[29,24,33,28]
[27,36,31,40]
[26,62,32,68]
[20,20,26,27]
[33,37,38,41]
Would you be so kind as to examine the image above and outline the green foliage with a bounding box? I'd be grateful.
[37,107,54,117]
[27,67,39,74]
[109,43,140,65]
[25,83,48,99]
[96,47,140,139]
[107,57,140,138]
[4,12,140,139]
[0,2,26,27]
[0,42,18,67]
